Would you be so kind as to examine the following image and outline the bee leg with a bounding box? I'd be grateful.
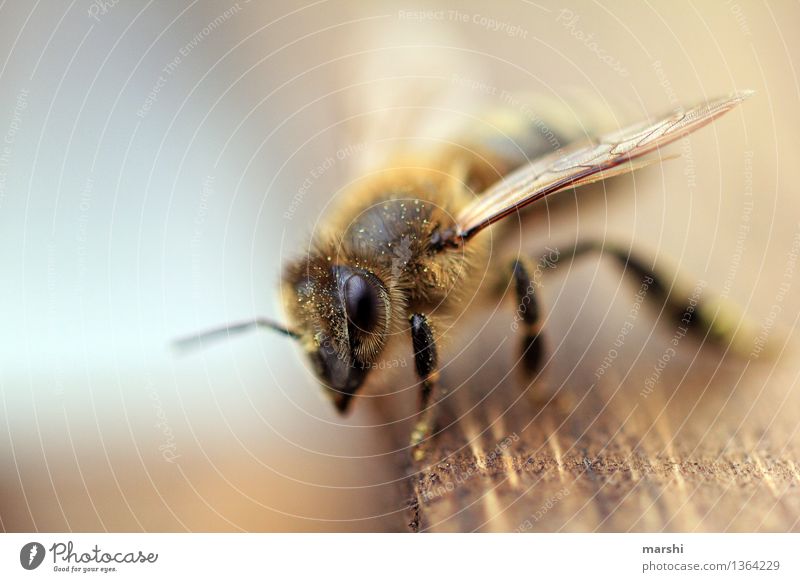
[554,242,753,351]
[409,313,439,462]
[510,258,546,374]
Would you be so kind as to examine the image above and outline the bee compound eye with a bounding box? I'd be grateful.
[343,273,380,333]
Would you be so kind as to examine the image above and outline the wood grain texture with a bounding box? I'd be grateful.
[404,269,800,532]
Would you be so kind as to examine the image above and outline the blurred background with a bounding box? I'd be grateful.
[1,1,798,532]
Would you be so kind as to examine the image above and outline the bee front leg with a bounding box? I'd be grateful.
[510,259,546,374]
[409,313,439,462]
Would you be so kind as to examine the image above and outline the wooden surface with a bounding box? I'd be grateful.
[403,268,800,532]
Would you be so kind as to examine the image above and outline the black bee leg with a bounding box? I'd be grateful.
[510,258,546,374]
[604,245,755,350]
[409,314,439,462]
[554,242,753,351]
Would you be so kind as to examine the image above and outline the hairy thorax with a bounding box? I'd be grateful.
[318,164,491,321]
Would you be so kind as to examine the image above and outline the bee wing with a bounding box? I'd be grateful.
[455,91,753,240]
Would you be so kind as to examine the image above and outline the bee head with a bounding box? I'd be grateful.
[282,255,393,413]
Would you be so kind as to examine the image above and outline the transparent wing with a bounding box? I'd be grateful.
[454,91,753,241]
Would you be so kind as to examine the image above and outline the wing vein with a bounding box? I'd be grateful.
[452,91,753,242]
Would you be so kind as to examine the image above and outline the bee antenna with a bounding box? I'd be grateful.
[172,317,299,352]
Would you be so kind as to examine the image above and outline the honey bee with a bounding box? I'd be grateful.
[177,91,752,461]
